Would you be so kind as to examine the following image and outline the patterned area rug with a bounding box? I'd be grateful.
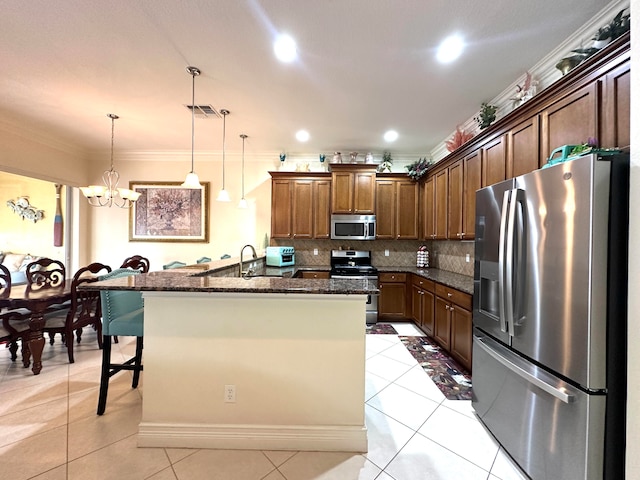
[400,336,473,401]
[366,323,398,335]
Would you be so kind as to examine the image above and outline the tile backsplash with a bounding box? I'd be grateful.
[272,238,474,277]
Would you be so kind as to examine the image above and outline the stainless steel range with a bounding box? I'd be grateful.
[330,250,378,324]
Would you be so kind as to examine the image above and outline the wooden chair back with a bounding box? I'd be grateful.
[120,255,150,273]
[0,264,11,298]
[26,258,66,289]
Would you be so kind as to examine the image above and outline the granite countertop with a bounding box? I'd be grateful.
[376,267,474,295]
[85,269,377,296]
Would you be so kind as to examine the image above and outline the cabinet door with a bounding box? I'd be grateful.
[463,150,482,240]
[422,176,435,240]
[353,172,376,213]
[421,290,435,336]
[434,169,448,240]
[271,179,292,238]
[434,296,451,350]
[411,284,422,324]
[375,180,396,239]
[447,160,463,240]
[314,180,331,238]
[331,171,354,213]
[379,283,407,318]
[482,134,507,187]
[541,82,597,161]
[601,60,630,150]
[507,116,540,178]
[396,180,419,239]
[451,304,472,371]
[292,180,313,239]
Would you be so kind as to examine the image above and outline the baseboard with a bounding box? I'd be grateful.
[137,422,368,452]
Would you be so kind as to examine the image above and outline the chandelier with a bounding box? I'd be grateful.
[81,114,141,208]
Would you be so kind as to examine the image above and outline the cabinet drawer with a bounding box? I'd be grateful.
[435,283,472,310]
[412,275,435,292]
[379,272,406,283]
[299,270,330,279]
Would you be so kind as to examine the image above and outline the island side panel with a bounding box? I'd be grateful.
[138,291,368,452]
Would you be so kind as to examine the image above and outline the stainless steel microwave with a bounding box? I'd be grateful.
[331,214,376,240]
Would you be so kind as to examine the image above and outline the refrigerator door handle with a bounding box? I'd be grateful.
[504,189,524,336]
[475,335,574,404]
[498,190,511,333]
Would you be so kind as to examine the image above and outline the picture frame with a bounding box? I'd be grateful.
[128,181,209,242]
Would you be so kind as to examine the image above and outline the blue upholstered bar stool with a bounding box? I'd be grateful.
[162,261,186,270]
[97,268,144,416]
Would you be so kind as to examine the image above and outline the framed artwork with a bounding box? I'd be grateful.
[128,181,209,242]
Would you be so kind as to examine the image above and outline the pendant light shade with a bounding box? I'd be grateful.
[216,109,231,202]
[238,134,248,208]
[181,66,202,189]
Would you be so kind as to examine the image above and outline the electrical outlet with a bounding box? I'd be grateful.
[466,254,470,263]
[313,248,318,255]
[224,384,236,403]
[385,249,389,257]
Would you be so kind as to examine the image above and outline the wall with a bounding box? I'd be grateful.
[625,0,639,476]
[0,172,66,261]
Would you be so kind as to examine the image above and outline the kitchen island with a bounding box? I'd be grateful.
[87,270,377,452]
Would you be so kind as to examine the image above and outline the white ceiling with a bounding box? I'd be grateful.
[0,0,611,159]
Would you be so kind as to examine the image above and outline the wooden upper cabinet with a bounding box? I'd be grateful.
[434,169,448,240]
[508,116,540,178]
[313,180,331,238]
[422,176,435,240]
[482,134,507,187]
[292,180,313,239]
[376,177,419,239]
[271,179,292,238]
[447,160,463,240]
[601,60,630,150]
[375,180,395,239]
[270,173,331,239]
[541,82,597,161]
[330,164,376,214]
[462,149,482,240]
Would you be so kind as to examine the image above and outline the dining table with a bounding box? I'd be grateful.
[0,280,72,374]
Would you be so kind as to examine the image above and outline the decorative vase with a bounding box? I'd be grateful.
[365,152,374,164]
[349,152,358,163]
[332,152,342,163]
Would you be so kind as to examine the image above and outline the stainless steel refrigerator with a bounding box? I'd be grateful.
[472,153,628,480]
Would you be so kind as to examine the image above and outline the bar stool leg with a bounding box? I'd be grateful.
[97,335,111,415]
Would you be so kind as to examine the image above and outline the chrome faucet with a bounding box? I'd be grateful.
[239,244,257,277]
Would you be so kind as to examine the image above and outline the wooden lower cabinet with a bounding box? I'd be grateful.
[297,270,330,279]
[411,275,435,335]
[378,272,407,319]
[434,283,473,372]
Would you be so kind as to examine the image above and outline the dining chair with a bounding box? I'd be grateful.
[0,264,30,362]
[120,255,150,273]
[162,261,186,270]
[41,262,112,363]
[97,268,144,415]
[25,258,66,289]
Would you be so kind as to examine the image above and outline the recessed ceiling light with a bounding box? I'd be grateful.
[384,130,398,142]
[436,35,464,63]
[296,130,310,142]
[274,34,297,63]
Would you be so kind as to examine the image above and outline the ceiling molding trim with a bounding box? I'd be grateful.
[0,117,88,158]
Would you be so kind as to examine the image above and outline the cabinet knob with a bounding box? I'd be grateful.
[447,292,452,298]
[391,275,395,279]
[445,305,449,310]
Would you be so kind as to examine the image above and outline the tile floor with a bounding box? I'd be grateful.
[0,323,528,480]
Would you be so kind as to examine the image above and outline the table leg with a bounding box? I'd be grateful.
[27,312,46,375]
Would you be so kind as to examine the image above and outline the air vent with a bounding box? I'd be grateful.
[185,105,221,118]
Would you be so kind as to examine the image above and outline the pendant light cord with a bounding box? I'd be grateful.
[222,111,227,189]
[107,113,119,171]
[240,134,247,198]
[190,70,196,173]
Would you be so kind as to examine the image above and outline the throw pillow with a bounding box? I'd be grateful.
[1,253,26,273]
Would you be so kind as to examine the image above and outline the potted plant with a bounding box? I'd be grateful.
[378,151,393,173]
[475,102,497,130]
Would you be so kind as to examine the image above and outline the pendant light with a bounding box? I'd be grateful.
[238,134,248,209]
[81,114,141,208]
[181,66,202,189]
[216,109,231,202]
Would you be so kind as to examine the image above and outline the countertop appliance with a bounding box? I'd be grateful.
[472,153,629,480]
[330,250,378,324]
[266,246,295,267]
[331,214,376,241]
